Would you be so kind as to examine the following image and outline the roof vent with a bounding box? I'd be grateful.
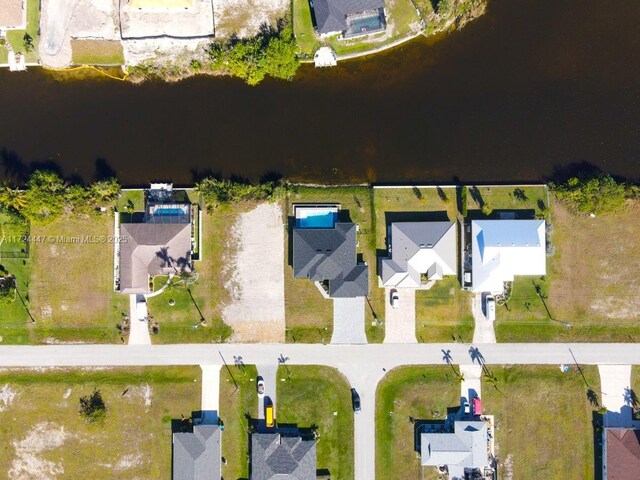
[426,243,433,248]
[419,243,425,248]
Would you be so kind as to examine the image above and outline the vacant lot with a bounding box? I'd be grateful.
[376,366,459,480]
[482,366,599,480]
[219,364,258,480]
[71,39,124,65]
[29,215,128,343]
[285,187,383,343]
[416,277,474,342]
[277,366,354,479]
[0,367,201,479]
[213,0,289,38]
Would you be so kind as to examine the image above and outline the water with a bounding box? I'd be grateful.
[296,209,338,228]
[1,0,640,186]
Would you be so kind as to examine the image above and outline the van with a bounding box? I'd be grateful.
[136,297,148,322]
[265,404,274,428]
[484,294,496,321]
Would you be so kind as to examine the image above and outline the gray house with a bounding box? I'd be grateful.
[380,222,457,288]
[293,222,368,298]
[172,425,221,480]
[251,433,316,480]
[312,0,386,38]
[421,421,489,480]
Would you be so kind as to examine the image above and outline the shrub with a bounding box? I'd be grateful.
[460,186,468,217]
[79,389,106,423]
[551,174,632,215]
[195,177,284,206]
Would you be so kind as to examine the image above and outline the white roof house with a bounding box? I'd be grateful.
[380,222,457,288]
[470,219,546,293]
[421,421,489,480]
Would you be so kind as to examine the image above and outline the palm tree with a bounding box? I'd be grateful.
[0,186,27,211]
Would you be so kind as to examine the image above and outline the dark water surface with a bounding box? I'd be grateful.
[1,0,640,185]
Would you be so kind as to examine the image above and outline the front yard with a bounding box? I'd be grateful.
[277,365,354,479]
[376,366,459,480]
[416,277,474,342]
[0,367,201,479]
[482,366,600,479]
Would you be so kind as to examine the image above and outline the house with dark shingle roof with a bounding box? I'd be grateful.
[172,424,221,480]
[602,427,640,480]
[293,220,368,298]
[312,0,386,38]
[251,433,316,480]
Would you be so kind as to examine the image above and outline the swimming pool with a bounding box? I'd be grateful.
[296,208,337,228]
[345,14,385,37]
[154,208,186,216]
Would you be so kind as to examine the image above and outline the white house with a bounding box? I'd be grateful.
[380,222,457,288]
[470,219,546,293]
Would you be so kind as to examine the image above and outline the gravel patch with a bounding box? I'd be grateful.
[0,384,18,412]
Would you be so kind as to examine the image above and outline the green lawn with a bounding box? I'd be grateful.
[71,39,124,65]
[0,367,201,479]
[0,45,8,64]
[292,0,321,57]
[6,0,40,63]
[219,364,258,480]
[416,277,474,342]
[482,366,599,479]
[633,367,640,420]
[466,185,549,219]
[285,186,384,343]
[116,189,145,217]
[277,366,354,479]
[27,214,129,344]
[376,366,459,480]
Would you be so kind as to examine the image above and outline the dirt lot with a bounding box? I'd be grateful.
[549,199,640,323]
[0,367,201,480]
[213,0,289,38]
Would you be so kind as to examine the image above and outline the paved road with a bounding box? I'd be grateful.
[1,342,639,480]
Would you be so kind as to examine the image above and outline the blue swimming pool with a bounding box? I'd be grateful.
[154,208,185,216]
[297,211,337,228]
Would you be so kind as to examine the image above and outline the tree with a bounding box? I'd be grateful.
[23,33,34,53]
[552,173,631,215]
[21,170,66,224]
[263,26,299,81]
[0,186,28,211]
[79,389,107,423]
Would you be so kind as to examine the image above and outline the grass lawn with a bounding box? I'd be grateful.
[116,190,145,217]
[71,39,124,65]
[376,366,459,480]
[277,366,354,479]
[482,366,599,479]
[0,212,31,343]
[0,366,201,479]
[28,214,129,343]
[633,366,640,420]
[6,0,40,63]
[285,186,384,343]
[219,364,258,480]
[0,46,8,64]
[292,0,320,57]
[466,185,549,219]
[416,277,474,342]
[147,207,234,344]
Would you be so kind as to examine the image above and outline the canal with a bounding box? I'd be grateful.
[1,0,639,185]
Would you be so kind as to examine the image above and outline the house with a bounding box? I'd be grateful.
[421,421,490,480]
[311,0,386,39]
[292,206,368,298]
[251,433,316,480]
[469,219,546,293]
[380,222,457,288]
[0,0,26,30]
[602,427,640,480]
[172,424,221,480]
[118,184,192,294]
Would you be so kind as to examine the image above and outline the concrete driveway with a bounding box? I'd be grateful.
[331,298,367,344]
[256,364,278,429]
[383,288,417,343]
[598,365,639,428]
[472,294,496,344]
[128,294,151,345]
[200,365,220,424]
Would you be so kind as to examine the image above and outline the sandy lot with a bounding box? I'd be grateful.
[550,200,640,322]
[212,0,289,38]
[223,202,285,342]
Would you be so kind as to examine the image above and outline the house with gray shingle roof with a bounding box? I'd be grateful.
[312,0,386,38]
[251,433,316,480]
[172,424,221,480]
[421,421,490,480]
[293,220,368,298]
[380,222,457,288]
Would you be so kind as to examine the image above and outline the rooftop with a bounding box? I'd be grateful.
[0,0,25,29]
[251,433,316,480]
[313,0,385,35]
[173,424,221,480]
[604,428,640,480]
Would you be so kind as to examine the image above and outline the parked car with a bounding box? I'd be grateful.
[390,289,400,309]
[472,397,482,416]
[257,377,265,396]
[351,388,361,413]
[484,294,496,321]
[136,297,148,322]
[463,401,470,415]
[265,404,275,428]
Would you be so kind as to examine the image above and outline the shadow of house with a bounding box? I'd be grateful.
[466,209,536,221]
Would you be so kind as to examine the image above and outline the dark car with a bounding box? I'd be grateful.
[351,388,361,413]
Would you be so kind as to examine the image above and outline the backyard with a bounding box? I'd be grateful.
[5,0,41,63]
[277,365,354,479]
[0,366,202,479]
[219,364,258,480]
[376,366,459,480]
[481,365,600,480]
[293,0,423,58]
[285,186,384,343]
[496,198,640,342]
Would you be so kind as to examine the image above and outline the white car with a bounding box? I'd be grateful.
[257,378,265,397]
[484,294,496,321]
[390,289,400,309]
[463,401,470,415]
[136,298,148,322]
